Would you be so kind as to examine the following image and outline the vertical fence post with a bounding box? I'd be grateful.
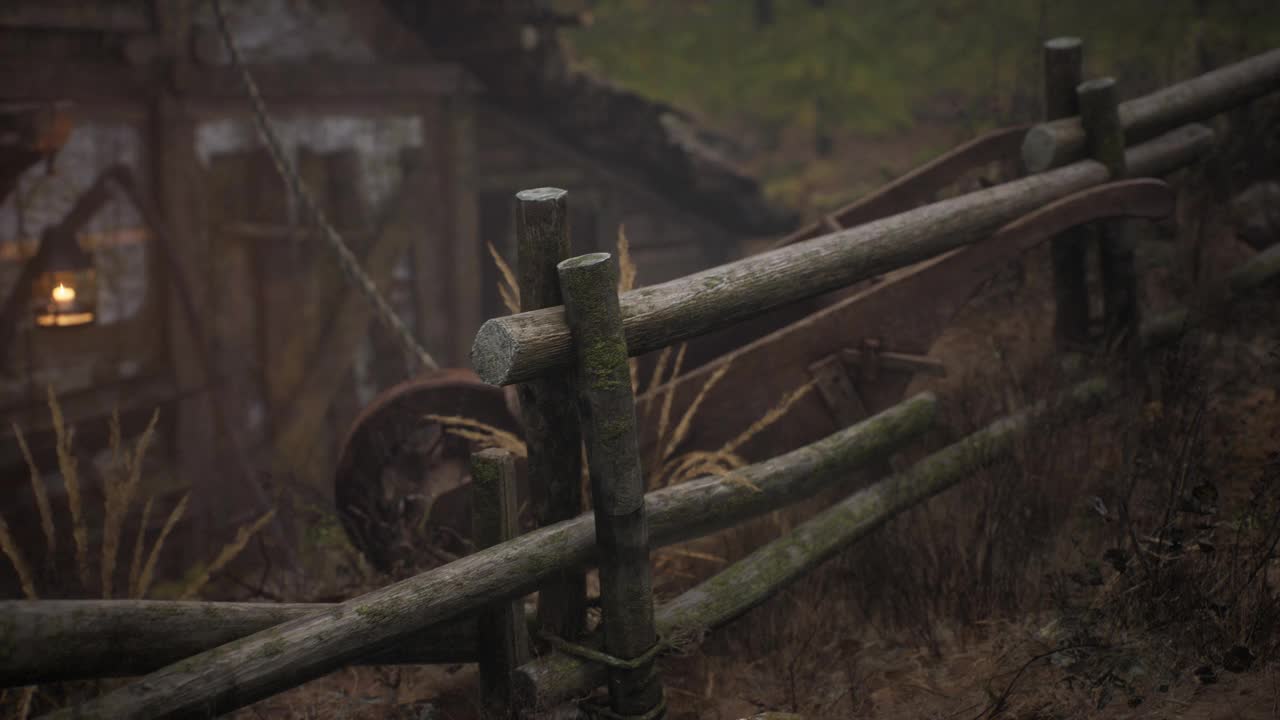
[471,448,530,718]
[558,252,665,718]
[515,187,588,640]
[1077,77,1142,353]
[1043,37,1092,350]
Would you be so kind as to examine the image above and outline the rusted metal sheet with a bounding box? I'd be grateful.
[771,125,1032,249]
[638,179,1175,463]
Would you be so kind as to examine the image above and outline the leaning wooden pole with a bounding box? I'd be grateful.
[38,396,933,719]
[1022,47,1280,172]
[515,377,1113,707]
[558,252,665,718]
[1042,37,1092,349]
[514,187,588,640]
[1078,77,1141,350]
[472,124,1213,386]
[472,448,531,717]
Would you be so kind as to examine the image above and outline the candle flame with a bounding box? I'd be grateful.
[52,283,76,303]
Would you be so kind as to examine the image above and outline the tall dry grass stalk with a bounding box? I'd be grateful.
[136,493,188,600]
[424,414,528,458]
[0,516,38,600]
[127,496,155,599]
[47,385,90,589]
[488,241,520,315]
[179,508,277,600]
[100,409,159,599]
[11,422,55,563]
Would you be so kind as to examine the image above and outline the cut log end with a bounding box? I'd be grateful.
[1044,36,1082,52]
[515,187,569,203]
[557,252,612,272]
[1021,124,1062,173]
[472,318,520,386]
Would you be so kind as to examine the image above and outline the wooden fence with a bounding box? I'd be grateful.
[9,41,1280,720]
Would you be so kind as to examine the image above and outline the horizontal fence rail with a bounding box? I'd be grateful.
[471,124,1213,386]
[1022,47,1280,172]
[0,601,488,687]
[518,377,1114,707]
[40,396,936,718]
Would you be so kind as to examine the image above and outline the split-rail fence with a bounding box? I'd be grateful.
[6,39,1280,720]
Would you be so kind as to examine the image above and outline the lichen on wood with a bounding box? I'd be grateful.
[472,125,1214,387]
[1022,47,1280,172]
[514,378,1112,707]
[40,393,934,719]
[558,252,664,717]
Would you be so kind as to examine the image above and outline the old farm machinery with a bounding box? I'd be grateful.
[333,121,1184,571]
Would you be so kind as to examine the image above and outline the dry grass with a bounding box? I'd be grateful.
[2,390,282,604]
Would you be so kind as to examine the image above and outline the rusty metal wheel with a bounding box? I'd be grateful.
[334,368,525,573]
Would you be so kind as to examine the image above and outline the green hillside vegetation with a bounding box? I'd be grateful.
[558,0,1280,213]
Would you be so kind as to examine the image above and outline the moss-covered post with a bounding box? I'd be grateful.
[557,252,665,718]
[1078,77,1141,354]
[471,448,530,717]
[1043,37,1091,350]
[515,187,587,640]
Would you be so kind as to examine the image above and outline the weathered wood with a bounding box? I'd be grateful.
[0,1,149,31]
[472,125,1214,386]
[514,378,1114,707]
[1022,47,1280,172]
[449,93,483,366]
[0,600,489,687]
[515,188,588,640]
[0,61,478,106]
[633,167,1198,472]
[43,393,934,719]
[558,253,664,717]
[271,150,428,490]
[1078,78,1140,349]
[471,449,530,716]
[1043,37,1092,349]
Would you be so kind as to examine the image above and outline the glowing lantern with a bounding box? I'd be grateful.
[33,230,96,328]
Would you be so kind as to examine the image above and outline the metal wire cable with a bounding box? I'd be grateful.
[210,0,439,373]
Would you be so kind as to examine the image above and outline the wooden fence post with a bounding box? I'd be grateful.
[1078,77,1141,352]
[512,185,586,638]
[558,252,665,718]
[515,187,588,640]
[1043,37,1091,349]
[471,448,530,717]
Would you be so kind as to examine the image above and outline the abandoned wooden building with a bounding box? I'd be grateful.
[0,0,795,589]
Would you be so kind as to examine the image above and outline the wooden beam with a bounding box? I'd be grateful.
[0,600,490,687]
[515,189,587,640]
[471,124,1214,386]
[0,2,150,32]
[0,61,479,105]
[515,378,1113,707]
[559,253,664,716]
[1023,47,1280,172]
[44,394,934,719]
[269,150,428,488]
